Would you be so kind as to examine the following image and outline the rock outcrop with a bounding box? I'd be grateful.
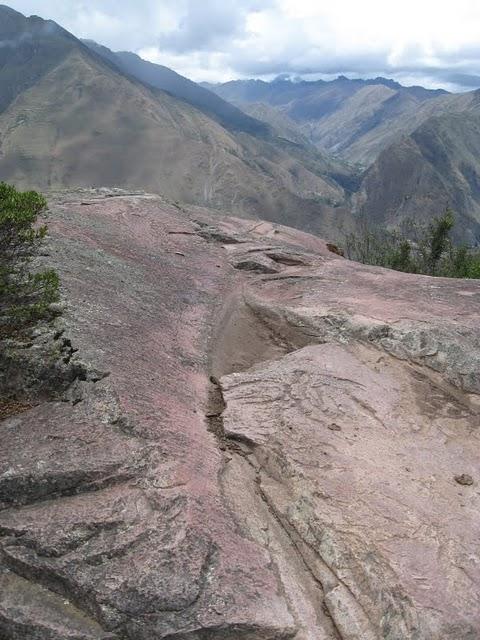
[0,189,479,639]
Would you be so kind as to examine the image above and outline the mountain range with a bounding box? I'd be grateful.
[208,77,480,243]
[0,5,353,237]
[1,4,480,243]
[205,76,448,165]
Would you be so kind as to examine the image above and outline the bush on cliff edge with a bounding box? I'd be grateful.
[0,182,59,331]
[344,209,480,279]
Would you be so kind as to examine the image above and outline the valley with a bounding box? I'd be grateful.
[209,77,480,243]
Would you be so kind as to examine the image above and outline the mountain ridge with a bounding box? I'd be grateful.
[0,4,353,239]
[83,40,272,138]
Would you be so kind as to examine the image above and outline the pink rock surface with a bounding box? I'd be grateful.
[0,189,479,639]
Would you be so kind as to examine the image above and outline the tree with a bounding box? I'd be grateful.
[0,182,59,328]
[389,239,413,272]
[422,209,455,276]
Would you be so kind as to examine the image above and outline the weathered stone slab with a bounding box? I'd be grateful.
[1,189,479,638]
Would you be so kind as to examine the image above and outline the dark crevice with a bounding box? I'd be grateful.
[266,252,309,266]
[0,561,118,638]
[206,289,425,639]
[205,377,226,442]
[0,469,136,512]
[197,228,244,244]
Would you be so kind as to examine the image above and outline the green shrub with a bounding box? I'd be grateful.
[425,209,454,275]
[343,210,480,279]
[0,182,59,328]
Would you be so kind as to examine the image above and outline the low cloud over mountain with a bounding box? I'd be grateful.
[5,0,480,89]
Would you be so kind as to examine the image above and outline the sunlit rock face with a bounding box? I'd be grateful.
[0,189,479,639]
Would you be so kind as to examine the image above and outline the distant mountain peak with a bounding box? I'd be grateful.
[0,4,28,36]
[0,4,23,16]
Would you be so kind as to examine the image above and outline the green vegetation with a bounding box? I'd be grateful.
[344,209,480,279]
[0,182,59,331]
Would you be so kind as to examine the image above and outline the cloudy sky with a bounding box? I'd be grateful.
[6,0,480,90]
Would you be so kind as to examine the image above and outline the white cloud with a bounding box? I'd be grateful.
[137,47,233,83]
[5,0,480,89]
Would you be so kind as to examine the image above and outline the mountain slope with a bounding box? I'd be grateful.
[83,40,271,137]
[208,76,448,165]
[232,101,310,146]
[0,6,352,238]
[82,41,357,203]
[0,4,79,113]
[209,75,480,242]
[358,109,480,244]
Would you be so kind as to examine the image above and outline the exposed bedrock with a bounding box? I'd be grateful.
[0,189,479,638]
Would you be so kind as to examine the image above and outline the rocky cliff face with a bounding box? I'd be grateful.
[0,190,479,639]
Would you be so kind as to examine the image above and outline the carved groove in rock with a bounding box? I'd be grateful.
[210,275,479,639]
